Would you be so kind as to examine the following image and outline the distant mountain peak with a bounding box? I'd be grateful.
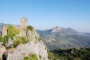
[54,26,61,28]
[51,26,62,33]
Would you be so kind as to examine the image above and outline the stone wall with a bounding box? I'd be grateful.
[2,17,28,37]
[20,17,28,28]
[17,27,26,37]
[2,26,8,37]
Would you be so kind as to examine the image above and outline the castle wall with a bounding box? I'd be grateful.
[2,17,28,37]
[2,26,8,37]
[20,17,28,28]
[17,27,26,37]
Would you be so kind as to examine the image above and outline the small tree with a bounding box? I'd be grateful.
[13,36,29,47]
[27,26,34,31]
[0,36,3,42]
[8,25,19,36]
[3,35,8,46]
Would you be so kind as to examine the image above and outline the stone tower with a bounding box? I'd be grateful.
[20,17,28,28]
[2,26,8,37]
[1,17,28,37]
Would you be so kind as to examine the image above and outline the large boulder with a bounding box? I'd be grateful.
[5,41,48,60]
[0,45,6,60]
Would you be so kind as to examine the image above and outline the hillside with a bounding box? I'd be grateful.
[0,18,49,60]
[50,48,90,60]
[83,33,90,36]
[37,26,90,50]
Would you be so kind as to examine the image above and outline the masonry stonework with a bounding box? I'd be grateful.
[20,17,28,28]
[2,26,8,37]
[2,17,28,37]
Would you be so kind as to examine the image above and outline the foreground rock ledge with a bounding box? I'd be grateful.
[0,45,6,60]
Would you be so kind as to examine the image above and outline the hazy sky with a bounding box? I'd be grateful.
[0,0,90,32]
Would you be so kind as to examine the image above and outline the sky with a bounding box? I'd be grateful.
[0,0,90,32]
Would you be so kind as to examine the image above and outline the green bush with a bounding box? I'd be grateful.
[38,36,42,41]
[23,54,38,60]
[3,35,8,46]
[7,25,19,36]
[0,36,3,42]
[8,35,14,40]
[13,36,29,47]
[50,48,90,60]
[27,26,34,31]
[20,36,29,43]
[0,35,13,47]
[13,40,18,47]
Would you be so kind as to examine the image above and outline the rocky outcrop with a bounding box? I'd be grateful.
[6,41,48,60]
[0,45,6,60]
[3,29,49,60]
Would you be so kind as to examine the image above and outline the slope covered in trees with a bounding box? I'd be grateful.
[48,48,90,60]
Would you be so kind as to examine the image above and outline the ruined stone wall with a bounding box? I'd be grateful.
[2,26,8,37]
[16,27,26,37]
[20,17,28,29]
[2,17,28,37]
[18,17,28,36]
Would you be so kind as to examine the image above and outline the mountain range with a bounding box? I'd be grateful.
[37,26,90,50]
[0,23,90,50]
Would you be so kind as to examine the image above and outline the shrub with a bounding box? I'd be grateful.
[7,44,14,49]
[23,54,38,60]
[13,36,29,47]
[3,35,8,46]
[8,35,14,40]
[27,26,34,31]
[38,36,42,41]
[20,36,29,43]
[7,25,19,36]
[0,36,3,42]
[0,35,13,47]
[13,40,18,47]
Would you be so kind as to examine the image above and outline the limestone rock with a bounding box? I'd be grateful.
[4,29,49,60]
[6,38,13,47]
[0,45,6,60]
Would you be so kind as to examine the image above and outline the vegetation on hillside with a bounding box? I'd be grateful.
[48,48,90,60]
[23,54,38,60]
[37,28,90,50]
[13,36,29,47]
[27,25,34,31]
[0,35,29,49]
[3,35,8,46]
[0,25,29,48]
[7,25,19,36]
[38,36,42,41]
[0,36,3,42]
[0,35,8,46]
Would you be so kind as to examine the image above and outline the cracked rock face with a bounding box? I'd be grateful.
[3,30,49,60]
[6,41,48,60]
[0,45,6,60]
